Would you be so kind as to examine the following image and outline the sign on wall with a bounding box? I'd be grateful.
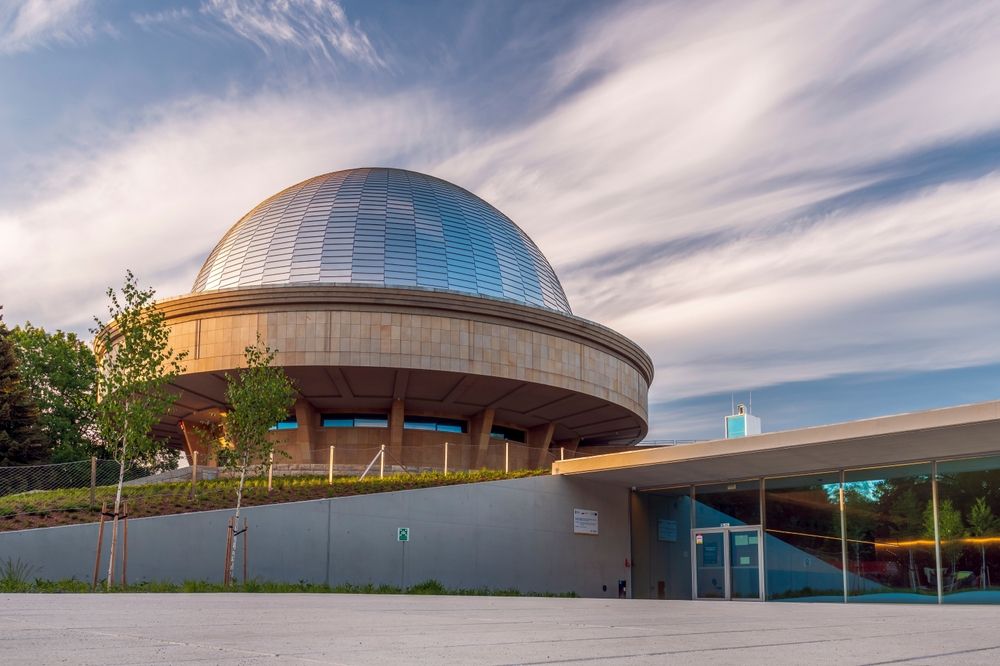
[657,519,677,542]
[397,527,410,542]
[573,509,599,535]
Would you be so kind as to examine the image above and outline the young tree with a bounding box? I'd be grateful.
[968,497,999,589]
[923,498,965,582]
[10,323,101,462]
[92,271,187,588]
[0,307,48,465]
[204,335,296,583]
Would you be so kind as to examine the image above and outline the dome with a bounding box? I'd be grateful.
[193,168,571,313]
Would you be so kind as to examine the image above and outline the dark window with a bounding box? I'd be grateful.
[489,425,525,443]
[403,416,467,433]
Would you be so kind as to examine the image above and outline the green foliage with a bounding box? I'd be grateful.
[10,323,101,462]
[0,574,576,597]
[0,558,35,592]
[210,335,297,476]
[0,306,48,464]
[91,271,187,474]
[0,469,546,528]
[968,496,1000,537]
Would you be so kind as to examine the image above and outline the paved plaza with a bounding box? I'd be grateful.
[3,594,1000,665]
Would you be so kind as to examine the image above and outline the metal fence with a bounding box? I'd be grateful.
[0,459,150,498]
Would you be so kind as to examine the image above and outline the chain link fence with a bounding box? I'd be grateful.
[0,459,149,498]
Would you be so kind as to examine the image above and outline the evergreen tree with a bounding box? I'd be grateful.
[0,306,48,464]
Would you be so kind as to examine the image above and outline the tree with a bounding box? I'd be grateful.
[968,496,999,589]
[92,271,187,589]
[923,498,965,582]
[10,323,101,462]
[201,335,296,584]
[0,306,47,465]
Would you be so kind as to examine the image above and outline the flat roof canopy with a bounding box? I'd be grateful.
[552,401,1000,489]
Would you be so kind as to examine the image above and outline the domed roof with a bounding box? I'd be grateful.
[193,168,571,313]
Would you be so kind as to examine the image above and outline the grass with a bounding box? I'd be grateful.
[0,570,575,597]
[0,469,546,532]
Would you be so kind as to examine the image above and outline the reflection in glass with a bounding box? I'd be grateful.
[844,463,936,603]
[695,531,726,598]
[936,455,1000,604]
[695,480,760,527]
[640,487,692,600]
[729,528,761,599]
[764,473,843,601]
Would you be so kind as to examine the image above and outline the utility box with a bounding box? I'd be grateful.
[725,403,761,439]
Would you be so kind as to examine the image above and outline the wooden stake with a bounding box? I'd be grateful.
[223,516,234,585]
[92,501,107,591]
[443,442,449,475]
[267,452,274,492]
[328,445,334,485]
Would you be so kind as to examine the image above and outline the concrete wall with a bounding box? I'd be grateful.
[0,475,631,597]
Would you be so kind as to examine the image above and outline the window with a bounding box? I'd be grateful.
[489,425,525,443]
[403,416,467,433]
[321,414,388,428]
[270,416,298,431]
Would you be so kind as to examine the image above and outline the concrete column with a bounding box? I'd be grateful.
[528,423,556,468]
[179,419,216,467]
[389,398,405,463]
[471,408,496,468]
[293,399,318,463]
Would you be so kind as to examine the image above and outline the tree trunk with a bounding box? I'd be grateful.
[105,446,126,590]
[228,454,248,585]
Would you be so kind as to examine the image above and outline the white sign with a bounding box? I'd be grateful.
[573,509,599,535]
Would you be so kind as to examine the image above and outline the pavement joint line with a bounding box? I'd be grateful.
[861,644,1000,665]
[507,627,977,665]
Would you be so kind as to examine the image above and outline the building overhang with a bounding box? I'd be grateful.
[552,400,1000,489]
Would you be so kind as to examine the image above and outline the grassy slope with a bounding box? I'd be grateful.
[0,470,546,532]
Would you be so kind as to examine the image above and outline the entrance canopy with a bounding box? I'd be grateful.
[552,401,1000,488]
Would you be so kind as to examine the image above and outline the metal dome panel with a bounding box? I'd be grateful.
[193,168,571,313]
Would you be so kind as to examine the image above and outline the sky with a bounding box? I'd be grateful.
[1,0,999,441]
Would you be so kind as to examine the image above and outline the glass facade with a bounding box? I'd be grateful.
[764,473,843,601]
[636,453,1000,604]
[694,480,760,527]
[937,456,1000,604]
[192,168,572,313]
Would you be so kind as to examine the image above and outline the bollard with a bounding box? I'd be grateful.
[505,442,509,474]
[190,450,199,499]
[328,445,334,484]
[443,442,449,475]
[90,456,97,505]
[379,444,385,479]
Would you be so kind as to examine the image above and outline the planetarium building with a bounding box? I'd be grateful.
[155,168,652,470]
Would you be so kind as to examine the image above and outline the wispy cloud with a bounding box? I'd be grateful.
[2,1,1000,440]
[0,0,103,54]
[201,0,383,68]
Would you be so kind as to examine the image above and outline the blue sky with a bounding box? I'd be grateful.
[2,0,999,441]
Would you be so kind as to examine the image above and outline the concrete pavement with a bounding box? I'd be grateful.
[3,594,1000,665]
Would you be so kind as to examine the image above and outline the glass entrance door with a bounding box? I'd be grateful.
[729,528,761,599]
[692,527,762,600]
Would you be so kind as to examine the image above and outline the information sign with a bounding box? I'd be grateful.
[397,527,409,542]
[573,509,599,535]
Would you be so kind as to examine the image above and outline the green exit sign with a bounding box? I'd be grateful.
[397,527,409,542]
